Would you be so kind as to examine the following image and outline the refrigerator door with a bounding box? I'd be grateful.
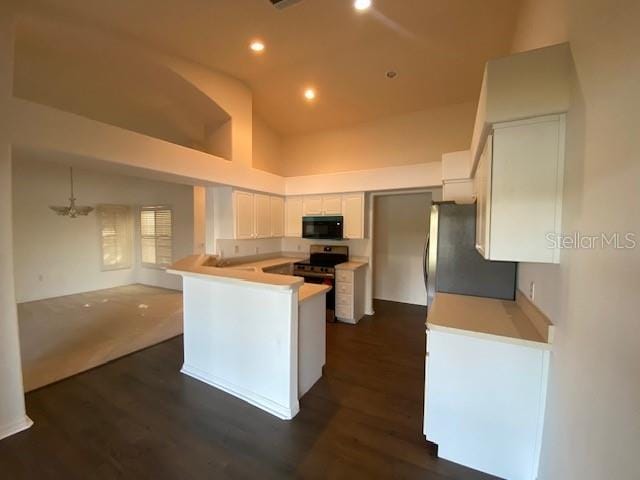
[426,204,439,308]
[429,203,517,304]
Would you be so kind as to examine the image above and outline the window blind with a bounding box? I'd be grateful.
[140,207,173,267]
[97,205,132,271]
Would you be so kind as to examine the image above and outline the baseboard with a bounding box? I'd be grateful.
[0,415,34,441]
[181,364,299,420]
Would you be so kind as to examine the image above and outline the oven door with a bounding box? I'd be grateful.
[302,216,344,240]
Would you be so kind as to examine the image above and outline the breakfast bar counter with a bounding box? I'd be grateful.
[168,254,329,420]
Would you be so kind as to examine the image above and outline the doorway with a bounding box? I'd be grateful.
[373,193,432,306]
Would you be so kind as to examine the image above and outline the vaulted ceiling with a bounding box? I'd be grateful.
[27,0,521,136]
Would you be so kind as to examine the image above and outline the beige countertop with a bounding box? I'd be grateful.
[298,283,332,303]
[168,255,303,290]
[222,256,301,272]
[335,260,368,271]
[168,255,330,305]
[427,292,553,349]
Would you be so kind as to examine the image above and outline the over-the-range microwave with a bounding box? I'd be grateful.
[302,216,343,240]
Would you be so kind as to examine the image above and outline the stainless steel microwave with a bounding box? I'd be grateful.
[302,216,344,240]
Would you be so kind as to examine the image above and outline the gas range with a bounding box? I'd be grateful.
[292,245,349,279]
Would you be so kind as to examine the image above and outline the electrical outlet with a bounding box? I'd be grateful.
[255,247,260,254]
[297,244,301,251]
[38,274,44,282]
[529,281,536,301]
[234,245,239,254]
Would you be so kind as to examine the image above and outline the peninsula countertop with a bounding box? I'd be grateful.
[168,255,331,303]
[427,292,553,349]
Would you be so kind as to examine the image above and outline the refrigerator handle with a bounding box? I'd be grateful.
[423,233,430,291]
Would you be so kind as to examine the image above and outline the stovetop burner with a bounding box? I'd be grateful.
[293,245,349,274]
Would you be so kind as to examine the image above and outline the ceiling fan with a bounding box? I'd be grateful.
[49,167,94,218]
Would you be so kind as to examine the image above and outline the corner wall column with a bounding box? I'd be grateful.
[0,2,33,440]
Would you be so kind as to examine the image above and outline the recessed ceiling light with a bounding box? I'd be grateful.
[249,40,265,53]
[304,88,316,101]
[354,0,372,11]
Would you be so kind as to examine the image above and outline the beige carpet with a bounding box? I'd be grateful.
[18,284,183,392]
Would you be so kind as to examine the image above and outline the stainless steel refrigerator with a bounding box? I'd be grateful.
[424,202,517,309]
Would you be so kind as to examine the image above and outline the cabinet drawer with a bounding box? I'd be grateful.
[336,293,353,306]
[335,305,353,320]
[336,282,353,295]
[336,270,353,284]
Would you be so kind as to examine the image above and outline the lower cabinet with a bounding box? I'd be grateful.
[335,267,366,324]
[424,329,549,480]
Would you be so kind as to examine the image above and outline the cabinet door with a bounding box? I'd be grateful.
[491,118,563,262]
[234,191,254,239]
[475,135,492,258]
[342,193,365,239]
[253,194,271,239]
[285,197,304,237]
[270,196,285,237]
[322,195,342,215]
[303,196,323,216]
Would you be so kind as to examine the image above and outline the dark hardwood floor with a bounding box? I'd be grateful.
[0,300,499,479]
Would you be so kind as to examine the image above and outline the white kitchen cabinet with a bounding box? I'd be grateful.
[321,195,342,215]
[253,194,271,239]
[342,193,365,239]
[335,266,366,324]
[285,197,304,237]
[303,195,342,216]
[233,191,254,240]
[303,196,323,216]
[231,190,284,240]
[270,196,285,237]
[474,115,565,263]
[425,328,550,480]
[475,135,492,257]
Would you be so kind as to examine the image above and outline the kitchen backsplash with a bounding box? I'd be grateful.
[215,237,371,259]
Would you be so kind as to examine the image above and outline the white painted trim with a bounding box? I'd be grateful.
[0,415,34,441]
[181,364,299,420]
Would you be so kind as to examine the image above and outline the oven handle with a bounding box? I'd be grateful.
[293,271,335,279]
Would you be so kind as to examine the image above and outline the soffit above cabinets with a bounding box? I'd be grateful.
[470,43,573,174]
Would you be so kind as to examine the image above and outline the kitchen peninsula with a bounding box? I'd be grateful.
[168,255,330,420]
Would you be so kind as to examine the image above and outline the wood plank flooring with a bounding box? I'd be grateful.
[0,300,499,479]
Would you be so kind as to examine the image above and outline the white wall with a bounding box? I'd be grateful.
[281,102,476,177]
[512,1,640,479]
[373,193,431,305]
[12,158,194,302]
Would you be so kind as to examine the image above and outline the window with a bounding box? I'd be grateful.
[140,206,173,267]
[97,205,132,271]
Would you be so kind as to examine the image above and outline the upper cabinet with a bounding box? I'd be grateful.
[253,194,271,239]
[303,195,342,216]
[303,196,323,216]
[232,190,285,240]
[342,193,365,239]
[475,115,565,263]
[270,196,285,238]
[286,192,366,239]
[468,43,571,264]
[233,191,255,240]
[285,197,303,238]
[321,195,343,215]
